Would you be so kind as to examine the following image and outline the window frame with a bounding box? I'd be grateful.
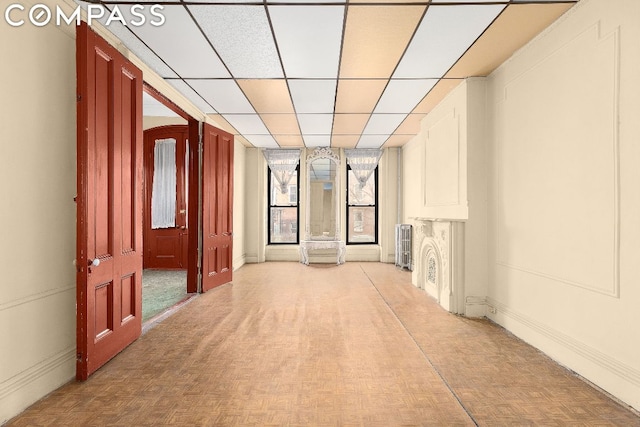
[346,164,378,245]
[267,164,300,245]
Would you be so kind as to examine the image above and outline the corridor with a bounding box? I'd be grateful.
[6,263,640,426]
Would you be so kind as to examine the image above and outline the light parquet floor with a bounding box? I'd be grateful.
[6,262,640,426]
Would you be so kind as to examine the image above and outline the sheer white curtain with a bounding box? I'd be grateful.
[184,139,189,228]
[263,149,301,194]
[151,138,177,229]
[344,149,383,188]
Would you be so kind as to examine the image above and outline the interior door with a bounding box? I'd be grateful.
[202,123,234,292]
[76,22,143,380]
[143,125,189,269]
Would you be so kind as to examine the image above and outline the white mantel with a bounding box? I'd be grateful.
[410,217,466,315]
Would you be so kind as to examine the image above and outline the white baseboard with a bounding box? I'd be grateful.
[0,347,75,424]
[232,254,246,271]
[486,297,640,412]
[244,255,260,264]
[232,254,246,270]
[345,245,380,262]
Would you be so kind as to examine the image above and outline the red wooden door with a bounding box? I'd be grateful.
[76,22,143,380]
[143,125,189,269]
[202,123,234,292]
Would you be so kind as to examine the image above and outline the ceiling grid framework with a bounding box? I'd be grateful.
[91,0,579,149]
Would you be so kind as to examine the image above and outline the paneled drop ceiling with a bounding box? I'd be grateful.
[92,0,578,149]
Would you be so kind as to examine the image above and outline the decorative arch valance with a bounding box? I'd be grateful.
[262,149,301,194]
[344,149,383,189]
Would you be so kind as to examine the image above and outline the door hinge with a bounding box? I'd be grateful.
[77,94,82,102]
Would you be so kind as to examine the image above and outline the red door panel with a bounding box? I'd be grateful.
[202,123,234,292]
[76,22,143,380]
[143,125,189,269]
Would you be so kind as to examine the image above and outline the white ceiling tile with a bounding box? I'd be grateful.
[187,80,254,114]
[94,16,178,78]
[223,114,270,135]
[374,79,438,114]
[85,0,563,149]
[393,5,506,78]
[167,80,216,114]
[242,135,280,148]
[430,0,506,3]
[356,135,389,149]
[303,135,332,148]
[126,6,230,78]
[362,114,407,135]
[188,0,261,2]
[269,6,344,78]
[268,0,345,3]
[188,5,284,78]
[289,80,337,114]
[297,114,334,135]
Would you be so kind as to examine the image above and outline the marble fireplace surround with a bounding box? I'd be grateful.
[411,218,465,315]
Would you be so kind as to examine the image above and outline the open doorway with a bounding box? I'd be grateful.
[141,88,195,324]
[76,23,232,379]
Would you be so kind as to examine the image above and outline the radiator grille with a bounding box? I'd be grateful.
[395,224,412,270]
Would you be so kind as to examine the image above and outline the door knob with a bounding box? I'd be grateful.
[88,258,100,267]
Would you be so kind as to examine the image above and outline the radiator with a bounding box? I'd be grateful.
[395,224,412,270]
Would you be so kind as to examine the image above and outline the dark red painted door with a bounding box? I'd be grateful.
[202,123,234,292]
[143,125,189,269]
[76,22,143,380]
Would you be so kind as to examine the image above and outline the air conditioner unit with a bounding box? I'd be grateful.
[395,224,412,270]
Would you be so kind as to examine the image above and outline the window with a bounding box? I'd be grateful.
[151,138,177,229]
[268,165,299,244]
[346,165,378,244]
[288,184,297,204]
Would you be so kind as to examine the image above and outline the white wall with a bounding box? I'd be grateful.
[378,148,401,264]
[404,82,469,221]
[486,0,640,410]
[246,148,398,264]
[464,79,489,317]
[0,11,77,424]
[143,116,187,130]
[403,79,489,316]
[405,0,640,411]
[244,148,266,263]
[0,1,239,421]
[233,140,246,270]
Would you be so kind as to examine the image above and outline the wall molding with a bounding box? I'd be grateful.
[494,19,621,298]
[0,347,75,401]
[493,0,589,78]
[244,253,260,264]
[486,297,640,389]
[0,285,75,313]
[424,110,461,208]
[495,261,618,298]
[265,245,300,262]
[232,254,246,271]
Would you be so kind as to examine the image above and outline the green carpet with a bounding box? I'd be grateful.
[142,269,188,322]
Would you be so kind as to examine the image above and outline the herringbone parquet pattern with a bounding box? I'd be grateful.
[5,262,639,426]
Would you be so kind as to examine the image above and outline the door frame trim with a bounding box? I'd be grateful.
[143,84,201,294]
